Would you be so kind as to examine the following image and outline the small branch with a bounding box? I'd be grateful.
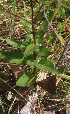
[43,1,65,48]
[0,62,9,64]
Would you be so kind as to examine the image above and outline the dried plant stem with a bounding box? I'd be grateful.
[43,1,65,48]
[8,97,17,114]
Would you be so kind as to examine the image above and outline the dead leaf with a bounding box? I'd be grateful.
[7,63,23,78]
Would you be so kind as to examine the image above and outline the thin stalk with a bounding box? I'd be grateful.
[31,0,36,74]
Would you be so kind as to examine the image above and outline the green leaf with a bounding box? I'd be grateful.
[36,27,45,43]
[24,44,39,54]
[36,10,44,21]
[22,54,34,65]
[36,27,44,38]
[62,8,65,18]
[25,34,33,42]
[58,33,65,44]
[47,10,54,22]
[42,20,48,30]
[47,31,56,43]
[38,47,53,57]
[27,60,39,67]
[37,0,43,3]
[16,72,35,87]
[58,74,70,80]
[27,59,64,75]
[36,9,47,21]
[58,22,64,32]
[63,0,66,5]
[36,19,48,43]
[20,19,32,33]
[58,8,62,18]
[23,1,27,19]
[39,59,64,74]
[0,38,28,50]
[0,51,24,64]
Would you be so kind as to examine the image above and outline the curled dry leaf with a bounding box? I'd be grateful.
[7,63,23,78]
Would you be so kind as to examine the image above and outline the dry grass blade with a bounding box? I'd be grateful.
[8,97,17,114]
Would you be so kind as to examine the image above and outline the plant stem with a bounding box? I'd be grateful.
[31,0,36,74]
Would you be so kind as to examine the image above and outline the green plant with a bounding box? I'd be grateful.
[0,0,70,89]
